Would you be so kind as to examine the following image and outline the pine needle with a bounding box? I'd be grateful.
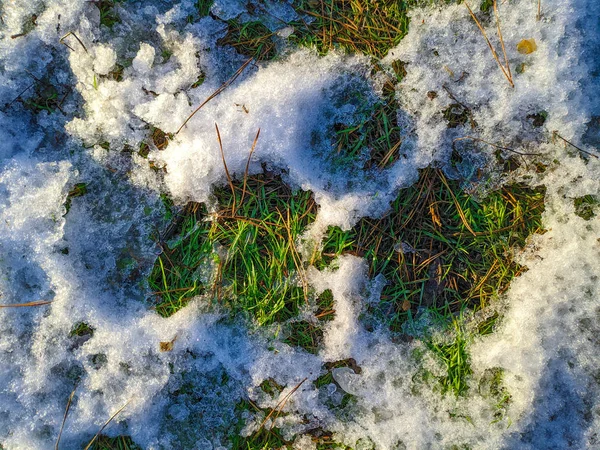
[0,300,52,308]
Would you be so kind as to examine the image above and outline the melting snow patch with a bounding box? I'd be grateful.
[0,0,599,448]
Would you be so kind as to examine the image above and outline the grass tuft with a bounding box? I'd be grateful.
[92,0,125,29]
[290,0,412,59]
[313,168,545,333]
[89,435,140,450]
[218,20,276,61]
[149,172,317,324]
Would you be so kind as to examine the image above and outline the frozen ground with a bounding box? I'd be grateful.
[0,0,599,448]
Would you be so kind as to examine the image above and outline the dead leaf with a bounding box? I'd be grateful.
[517,39,537,54]
[159,336,177,352]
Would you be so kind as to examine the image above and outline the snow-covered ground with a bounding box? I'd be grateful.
[0,0,599,448]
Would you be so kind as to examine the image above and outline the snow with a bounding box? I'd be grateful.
[0,0,599,448]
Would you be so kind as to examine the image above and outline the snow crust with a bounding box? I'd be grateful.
[0,0,599,448]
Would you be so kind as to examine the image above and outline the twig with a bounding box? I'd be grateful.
[83,399,132,450]
[552,131,599,159]
[258,378,307,431]
[176,57,254,135]
[464,1,514,87]
[537,0,542,21]
[60,32,88,53]
[453,136,540,156]
[55,387,77,450]
[239,129,261,213]
[215,124,236,215]
[0,300,52,308]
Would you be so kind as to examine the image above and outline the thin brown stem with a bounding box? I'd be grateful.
[239,129,261,214]
[83,399,132,450]
[258,378,307,431]
[465,1,514,87]
[553,131,599,159]
[176,57,254,135]
[0,300,52,308]
[215,124,236,214]
[55,387,77,450]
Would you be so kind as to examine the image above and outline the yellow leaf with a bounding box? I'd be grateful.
[517,39,537,54]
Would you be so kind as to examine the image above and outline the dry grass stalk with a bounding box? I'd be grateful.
[552,131,599,159]
[465,0,514,87]
[453,136,540,156]
[59,32,88,53]
[215,123,236,215]
[0,300,52,308]
[258,378,307,431]
[83,399,132,450]
[439,172,477,237]
[176,57,254,135]
[239,128,261,213]
[55,387,77,450]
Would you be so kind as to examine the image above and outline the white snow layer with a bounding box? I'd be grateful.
[0,0,599,448]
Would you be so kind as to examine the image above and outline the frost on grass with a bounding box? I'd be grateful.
[0,0,599,448]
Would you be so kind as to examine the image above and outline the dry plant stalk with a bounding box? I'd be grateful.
[215,123,236,215]
[176,57,254,135]
[0,300,52,308]
[258,378,307,431]
[83,399,132,450]
[55,387,77,450]
[465,0,514,88]
[239,128,261,213]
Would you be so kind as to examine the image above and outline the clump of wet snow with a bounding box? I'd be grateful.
[0,0,599,448]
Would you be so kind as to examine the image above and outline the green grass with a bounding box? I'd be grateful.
[313,168,545,335]
[574,195,598,220]
[290,0,411,59]
[148,173,317,324]
[64,182,88,215]
[90,435,141,450]
[218,20,277,61]
[139,0,548,445]
[69,322,94,337]
[93,0,126,29]
[330,79,403,171]
[196,0,213,17]
[427,320,471,396]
